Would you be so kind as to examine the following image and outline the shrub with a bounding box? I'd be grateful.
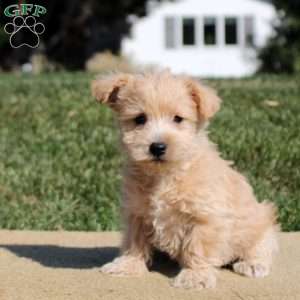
[85,52,135,73]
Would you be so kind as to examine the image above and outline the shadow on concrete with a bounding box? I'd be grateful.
[0,245,180,277]
[0,245,119,269]
[150,250,180,277]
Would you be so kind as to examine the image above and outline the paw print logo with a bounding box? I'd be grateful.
[4,16,45,48]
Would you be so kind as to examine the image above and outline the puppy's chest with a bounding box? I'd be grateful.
[146,189,192,258]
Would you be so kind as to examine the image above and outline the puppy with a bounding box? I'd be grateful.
[92,71,278,289]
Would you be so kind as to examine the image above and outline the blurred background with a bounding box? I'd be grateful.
[0,0,299,232]
[0,0,299,75]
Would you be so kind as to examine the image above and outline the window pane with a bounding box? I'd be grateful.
[225,17,237,45]
[183,18,195,45]
[204,17,216,45]
[245,16,254,47]
[165,17,176,49]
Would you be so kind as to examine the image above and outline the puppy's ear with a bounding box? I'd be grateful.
[185,79,221,122]
[91,73,132,106]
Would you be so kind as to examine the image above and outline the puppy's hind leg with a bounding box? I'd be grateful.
[233,226,279,278]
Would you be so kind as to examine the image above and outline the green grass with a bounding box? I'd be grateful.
[0,72,299,231]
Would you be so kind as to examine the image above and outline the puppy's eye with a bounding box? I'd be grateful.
[134,113,147,125]
[174,115,183,123]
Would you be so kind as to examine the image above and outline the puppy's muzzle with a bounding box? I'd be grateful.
[149,142,167,159]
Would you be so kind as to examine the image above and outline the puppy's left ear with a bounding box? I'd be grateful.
[185,79,221,122]
[91,73,132,106]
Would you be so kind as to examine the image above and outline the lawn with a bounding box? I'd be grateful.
[0,72,299,231]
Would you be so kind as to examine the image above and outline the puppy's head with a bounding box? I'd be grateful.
[92,71,221,168]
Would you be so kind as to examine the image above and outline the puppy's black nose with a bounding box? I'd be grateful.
[149,142,167,158]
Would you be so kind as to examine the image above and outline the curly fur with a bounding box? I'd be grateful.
[92,71,279,290]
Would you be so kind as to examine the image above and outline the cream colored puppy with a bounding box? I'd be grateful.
[92,71,278,290]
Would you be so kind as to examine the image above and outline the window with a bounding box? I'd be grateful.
[165,17,176,49]
[225,17,238,45]
[245,16,255,47]
[182,18,195,45]
[204,17,216,45]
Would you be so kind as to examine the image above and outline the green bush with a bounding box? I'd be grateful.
[259,1,300,74]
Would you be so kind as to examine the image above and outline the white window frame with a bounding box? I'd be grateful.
[224,16,240,46]
[203,16,219,47]
[243,15,256,48]
[164,16,176,49]
[164,14,252,49]
[180,16,198,48]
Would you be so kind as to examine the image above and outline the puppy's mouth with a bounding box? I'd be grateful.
[152,157,166,163]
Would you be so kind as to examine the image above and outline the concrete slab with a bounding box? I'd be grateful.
[0,231,299,300]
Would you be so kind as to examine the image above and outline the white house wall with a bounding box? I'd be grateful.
[122,0,276,77]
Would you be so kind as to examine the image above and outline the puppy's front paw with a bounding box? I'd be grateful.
[100,255,148,277]
[172,268,217,290]
[233,261,270,278]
